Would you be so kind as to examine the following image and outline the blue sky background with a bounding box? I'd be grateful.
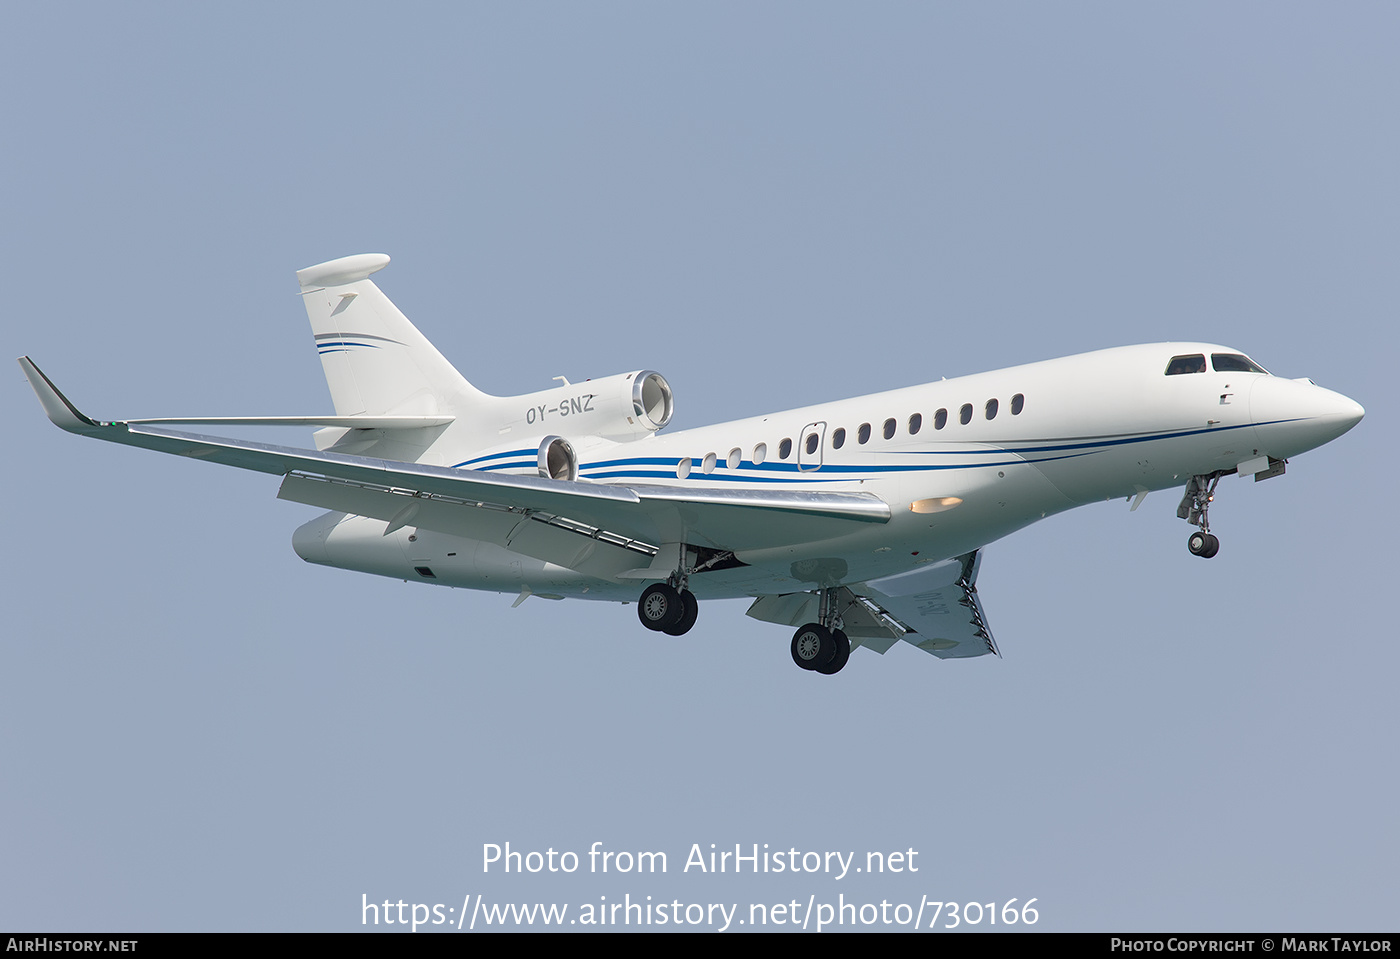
[3,3,1395,932]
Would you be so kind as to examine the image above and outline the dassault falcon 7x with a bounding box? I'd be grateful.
[21,254,1364,674]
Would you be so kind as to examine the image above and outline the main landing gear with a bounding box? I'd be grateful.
[790,588,852,675]
[636,543,702,636]
[1178,472,1223,559]
[637,581,699,636]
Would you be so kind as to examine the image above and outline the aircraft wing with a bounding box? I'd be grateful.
[745,551,1000,660]
[20,358,890,553]
[864,552,999,659]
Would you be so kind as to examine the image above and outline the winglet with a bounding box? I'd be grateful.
[17,357,108,435]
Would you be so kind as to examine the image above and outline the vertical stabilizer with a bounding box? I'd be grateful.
[296,254,488,417]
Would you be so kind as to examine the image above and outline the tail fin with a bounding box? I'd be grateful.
[296,254,488,417]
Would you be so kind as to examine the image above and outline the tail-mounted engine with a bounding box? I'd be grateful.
[458,371,674,481]
[537,435,578,482]
[510,370,673,441]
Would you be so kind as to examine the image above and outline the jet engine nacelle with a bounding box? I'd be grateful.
[537,435,578,482]
[458,433,583,481]
[462,371,674,481]
[504,370,673,442]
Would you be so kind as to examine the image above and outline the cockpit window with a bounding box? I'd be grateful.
[1211,353,1268,374]
[1165,354,1207,375]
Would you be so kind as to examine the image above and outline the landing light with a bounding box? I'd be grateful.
[910,497,962,514]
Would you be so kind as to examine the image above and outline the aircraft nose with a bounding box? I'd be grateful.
[1297,382,1364,441]
[1249,375,1364,457]
[1323,391,1365,431]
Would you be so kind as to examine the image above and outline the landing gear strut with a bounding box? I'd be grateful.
[636,544,704,636]
[790,588,852,674]
[1178,472,1223,559]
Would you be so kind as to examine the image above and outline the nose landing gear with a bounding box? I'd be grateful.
[1178,472,1224,559]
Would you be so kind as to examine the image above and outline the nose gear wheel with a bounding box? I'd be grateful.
[1178,472,1225,559]
[1187,530,1220,558]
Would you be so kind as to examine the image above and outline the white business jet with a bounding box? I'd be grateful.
[20,254,1364,674]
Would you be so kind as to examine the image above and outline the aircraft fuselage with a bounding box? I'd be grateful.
[293,342,1362,603]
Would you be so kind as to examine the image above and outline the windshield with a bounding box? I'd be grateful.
[1165,354,1206,375]
[1211,353,1269,374]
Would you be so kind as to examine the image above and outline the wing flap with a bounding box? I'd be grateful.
[863,551,999,659]
[744,588,906,654]
[278,473,654,580]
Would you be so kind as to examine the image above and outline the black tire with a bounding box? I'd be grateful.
[815,629,851,674]
[1188,531,1209,556]
[790,623,835,670]
[1202,533,1220,559]
[663,589,699,636]
[638,583,684,631]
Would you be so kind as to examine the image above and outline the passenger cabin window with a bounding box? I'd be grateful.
[959,404,973,425]
[831,428,846,450]
[805,433,819,455]
[1212,353,1268,374]
[753,443,767,465]
[883,418,896,440]
[934,408,948,430]
[779,438,792,459]
[909,413,922,435]
[1166,354,1207,375]
[1011,393,1024,415]
[985,398,998,420]
[858,423,871,444]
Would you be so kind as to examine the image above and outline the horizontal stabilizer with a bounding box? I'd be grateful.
[295,253,391,290]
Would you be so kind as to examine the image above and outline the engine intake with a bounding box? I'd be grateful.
[631,371,674,433]
[509,369,674,441]
[537,435,578,482]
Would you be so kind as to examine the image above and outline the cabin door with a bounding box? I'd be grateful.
[797,421,826,472]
